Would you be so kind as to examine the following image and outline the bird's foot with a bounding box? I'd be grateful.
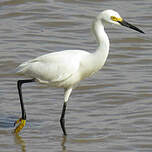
[14,118,26,134]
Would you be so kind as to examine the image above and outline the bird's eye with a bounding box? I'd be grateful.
[111,16,118,21]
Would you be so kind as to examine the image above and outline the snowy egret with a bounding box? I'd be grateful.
[14,10,144,135]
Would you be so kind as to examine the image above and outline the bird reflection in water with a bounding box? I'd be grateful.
[61,136,67,152]
[14,134,26,152]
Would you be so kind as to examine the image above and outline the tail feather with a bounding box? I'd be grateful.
[16,61,31,74]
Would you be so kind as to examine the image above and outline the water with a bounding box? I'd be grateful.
[0,0,152,151]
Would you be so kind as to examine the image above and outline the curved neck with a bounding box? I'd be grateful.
[89,18,110,71]
[92,19,110,49]
[78,18,110,77]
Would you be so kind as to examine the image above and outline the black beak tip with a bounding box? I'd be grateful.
[137,29,145,34]
[118,20,144,34]
[140,30,145,34]
[137,27,145,34]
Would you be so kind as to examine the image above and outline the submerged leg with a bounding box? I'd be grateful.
[14,78,35,134]
[60,88,72,136]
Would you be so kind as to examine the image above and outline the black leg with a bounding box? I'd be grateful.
[14,78,35,134]
[60,102,67,136]
[17,79,35,120]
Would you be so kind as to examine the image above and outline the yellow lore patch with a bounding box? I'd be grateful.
[111,16,123,22]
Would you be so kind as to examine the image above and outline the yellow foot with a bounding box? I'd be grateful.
[14,118,26,134]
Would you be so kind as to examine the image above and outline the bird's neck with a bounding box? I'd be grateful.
[93,18,110,52]
[92,19,110,67]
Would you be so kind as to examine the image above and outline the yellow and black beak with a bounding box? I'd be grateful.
[118,19,144,34]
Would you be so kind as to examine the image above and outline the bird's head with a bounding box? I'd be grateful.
[98,9,144,33]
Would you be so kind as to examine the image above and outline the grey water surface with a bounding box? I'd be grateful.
[0,0,152,152]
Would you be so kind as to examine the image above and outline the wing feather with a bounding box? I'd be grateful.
[16,50,86,83]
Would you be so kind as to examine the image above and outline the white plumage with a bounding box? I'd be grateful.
[14,10,144,135]
[17,48,107,87]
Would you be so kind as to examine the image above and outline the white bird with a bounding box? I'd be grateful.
[14,9,144,135]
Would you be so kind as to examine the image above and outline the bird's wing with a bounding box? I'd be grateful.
[17,50,87,83]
